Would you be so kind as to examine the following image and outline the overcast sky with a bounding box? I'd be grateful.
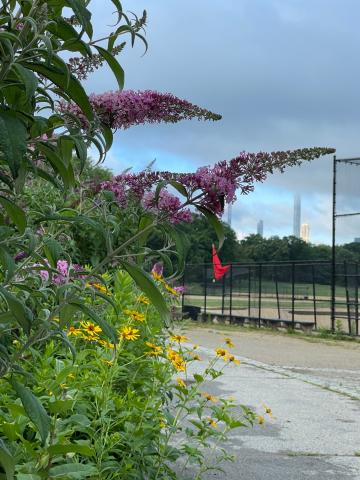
[87,0,360,245]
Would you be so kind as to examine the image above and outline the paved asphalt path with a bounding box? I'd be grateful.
[177,328,360,479]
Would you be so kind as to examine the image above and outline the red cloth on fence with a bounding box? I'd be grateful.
[212,244,231,280]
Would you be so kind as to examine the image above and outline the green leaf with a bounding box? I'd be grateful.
[17,475,41,480]
[23,62,94,122]
[168,180,188,198]
[43,237,63,267]
[121,261,170,326]
[9,381,50,446]
[48,443,94,456]
[94,46,124,90]
[0,286,33,333]
[37,142,75,189]
[68,301,118,345]
[48,463,97,479]
[66,0,93,39]
[0,196,26,233]
[0,246,15,281]
[0,110,27,179]
[12,64,38,104]
[196,205,225,250]
[0,439,15,480]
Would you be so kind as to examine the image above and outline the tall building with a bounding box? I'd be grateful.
[354,238,360,243]
[227,203,232,227]
[257,220,264,237]
[300,223,310,243]
[293,194,301,238]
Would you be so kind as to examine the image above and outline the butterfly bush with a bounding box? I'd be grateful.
[98,147,335,217]
[59,90,222,130]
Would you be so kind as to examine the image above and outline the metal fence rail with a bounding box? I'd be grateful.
[181,261,360,335]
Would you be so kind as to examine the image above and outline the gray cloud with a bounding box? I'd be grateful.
[87,0,360,244]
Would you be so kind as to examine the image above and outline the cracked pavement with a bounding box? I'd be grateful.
[179,327,360,479]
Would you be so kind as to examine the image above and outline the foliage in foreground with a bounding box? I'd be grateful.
[0,271,261,479]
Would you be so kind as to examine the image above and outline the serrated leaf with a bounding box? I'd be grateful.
[10,381,50,446]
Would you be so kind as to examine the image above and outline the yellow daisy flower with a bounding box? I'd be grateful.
[86,282,108,294]
[119,326,140,341]
[167,347,179,361]
[263,404,273,417]
[172,358,186,372]
[215,348,228,358]
[152,271,163,281]
[164,284,179,296]
[81,321,102,337]
[145,341,163,356]
[207,417,218,428]
[97,339,115,349]
[170,334,188,343]
[226,354,241,365]
[224,337,234,348]
[67,326,82,337]
[124,309,145,322]
[138,294,150,305]
[176,378,186,388]
[202,392,218,403]
[258,415,265,425]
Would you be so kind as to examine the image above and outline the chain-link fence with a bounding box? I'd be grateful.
[181,261,359,335]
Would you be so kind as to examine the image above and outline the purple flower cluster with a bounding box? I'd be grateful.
[35,260,84,285]
[143,190,192,224]
[59,90,221,130]
[97,147,335,217]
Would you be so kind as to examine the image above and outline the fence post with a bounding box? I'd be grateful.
[356,262,359,336]
[291,262,295,329]
[181,267,186,317]
[312,264,317,330]
[258,264,262,328]
[344,261,351,334]
[229,264,233,323]
[204,264,207,319]
[221,273,226,315]
[331,155,337,332]
[274,265,281,319]
[248,266,251,318]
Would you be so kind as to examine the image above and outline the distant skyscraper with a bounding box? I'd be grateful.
[354,238,360,243]
[293,194,301,238]
[227,203,232,227]
[257,220,264,237]
[300,223,310,243]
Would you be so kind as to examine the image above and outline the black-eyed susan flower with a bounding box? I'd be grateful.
[258,415,265,425]
[119,326,140,341]
[124,309,145,322]
[138,294,150,305]
[164,284,179,296]
[263,404,273,417]
[202,392,218,402]
[145,341,163,356]
[215,348,228,358]
[67,326,82,337]
[86,282,108,294]
[226,354,241,365]
[224,337,234,348]
[207,417,218,428]
[80,321,102,337]
[170,334,188,343]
